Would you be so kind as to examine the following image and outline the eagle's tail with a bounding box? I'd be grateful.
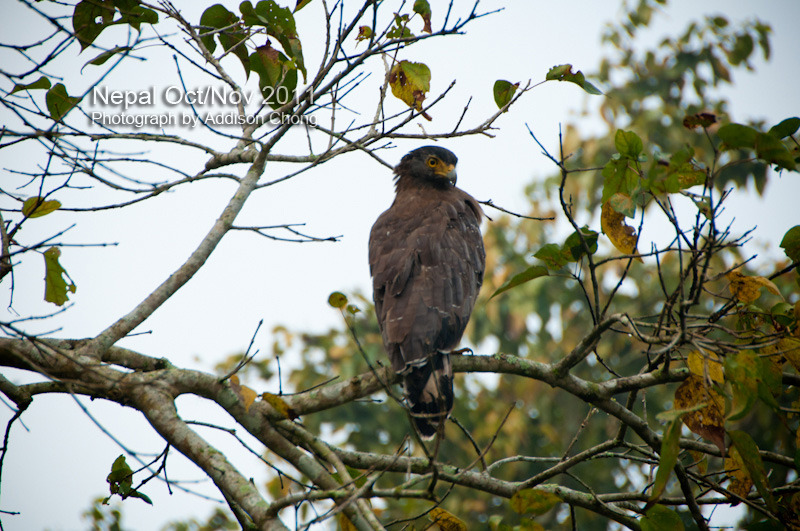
[404,352,453,439]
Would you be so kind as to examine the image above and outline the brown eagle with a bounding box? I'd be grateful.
[368,146,485,438]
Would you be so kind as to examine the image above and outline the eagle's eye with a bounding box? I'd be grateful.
[426,157,438,168]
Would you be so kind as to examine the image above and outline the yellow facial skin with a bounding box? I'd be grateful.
[426,156,457,184]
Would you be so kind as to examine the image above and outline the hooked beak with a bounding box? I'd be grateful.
[439,163,457,185]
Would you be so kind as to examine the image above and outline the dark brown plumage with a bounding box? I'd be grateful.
[368,146,485,438]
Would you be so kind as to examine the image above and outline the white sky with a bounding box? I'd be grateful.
[1,1,799,530]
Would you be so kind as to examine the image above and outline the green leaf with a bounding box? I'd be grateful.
[728,430,777,512]
[240,0,305,80]
[755,132,796,170]
[640,505,685,531]
[43,247,76,306]
[646,146,705,196]
[82,46,132,72]
[754,353,782,409]
[509,488,561,515]
[727,33,754,66]
[413,0,432,33]
[114,0,158,31]
[387,13,413,39]
[724,349,759,421]
[356,26,372,42]
[328,291,348,308]
[129,489,153,505]
[249,43,297,108]
[200,4,250,75]
[770,302,794,327]
[563,226,599,261]
[72,0,115,50]
[601,158,639,203]
[728,380,757,422]
[490,265,548,299]
[331,465,368,488]
[388,60,431,118]
[107,455,134,494]
[692,196,712,220]
[767,117,800,139]
[608,192,636,218]
[46,83,81,122]
[615,129,644,159]
[668,146,706,189]
[718,123,758,149]
[200,4,235,53]
[669,145,692,167]
[545,64,602,95]
[779,226,800,262]
[10,76,51,95]
[649,418,682,503]
[106,454,152,504]
[534,243,567,270]
[22,198,61,218]
[294,0,313,12]
[493,80,518,110]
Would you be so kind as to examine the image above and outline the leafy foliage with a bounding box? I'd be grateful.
[545,64,603,95]
[43,247,76,306]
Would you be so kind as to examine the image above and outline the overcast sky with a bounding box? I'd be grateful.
[1,1,799,530]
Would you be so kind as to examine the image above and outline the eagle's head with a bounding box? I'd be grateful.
[394,145,458,188]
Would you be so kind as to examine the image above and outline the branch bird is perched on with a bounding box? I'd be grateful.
[369,146,486,439]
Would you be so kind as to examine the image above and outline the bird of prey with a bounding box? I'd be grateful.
[368,146,485,439]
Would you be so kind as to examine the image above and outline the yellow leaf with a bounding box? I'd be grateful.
[510,488,562,515]
[780,337,800,373]
[726,270,783,304]
[388,60,432,120]
[428,507,467,531]
[240,386,257,412]
[338,514,357,531]
[725,445,753,500]
[674,375,725,454]
[22,197,61,218]
[328,291,348,308]
[687,351,724,383]
[229,375,258,412]
[600,202,642,261]
[262,392,297,419]
[43,246,76,306]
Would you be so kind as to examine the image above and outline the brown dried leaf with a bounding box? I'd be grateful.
[682,112,717,129]
[674,375,725,454]
[600,202,642,261]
